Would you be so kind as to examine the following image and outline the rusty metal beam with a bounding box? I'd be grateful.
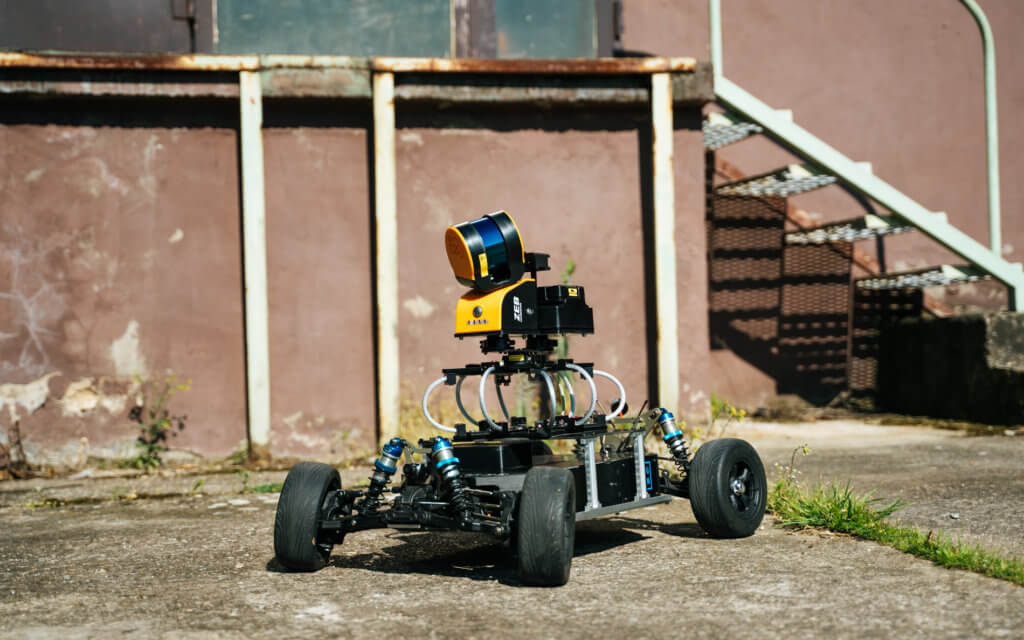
[260,68,371,98]
[0,52,699,76]
[372,57,697,74]
[0,69,239,98]
[0,52,262,71]
[394,82,646,105]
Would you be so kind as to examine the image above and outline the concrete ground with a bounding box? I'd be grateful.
[1,420,1021,639]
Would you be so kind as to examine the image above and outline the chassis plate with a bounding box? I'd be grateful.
[574,495,672,521]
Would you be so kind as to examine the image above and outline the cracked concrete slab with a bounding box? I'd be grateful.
[0,421,1021,639]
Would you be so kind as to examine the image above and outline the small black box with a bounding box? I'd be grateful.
[455,440,533,475]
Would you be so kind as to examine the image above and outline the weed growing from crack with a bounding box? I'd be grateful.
[124,375,190,470]
[768,444,1024,586]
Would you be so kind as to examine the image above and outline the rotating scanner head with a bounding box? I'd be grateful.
[445,211,525,292]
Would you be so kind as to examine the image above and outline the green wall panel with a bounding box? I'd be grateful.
[217,0,450,56]
[494,0,596,58]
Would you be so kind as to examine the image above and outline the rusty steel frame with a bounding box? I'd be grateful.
[0,51,691,445]
[0,52,695,74]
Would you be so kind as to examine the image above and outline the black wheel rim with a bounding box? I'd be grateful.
[727,462,759,513]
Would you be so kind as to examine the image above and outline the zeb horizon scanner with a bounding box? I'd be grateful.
[445,210,594,339]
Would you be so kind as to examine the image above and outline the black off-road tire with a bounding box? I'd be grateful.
[689,438,766,538]
[516,466,576,586]
[273,461,341,571]
[530,441,554,457]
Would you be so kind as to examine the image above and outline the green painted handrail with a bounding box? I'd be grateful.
[958,0,1001,255]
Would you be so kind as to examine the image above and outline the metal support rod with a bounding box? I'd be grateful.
[633,431,648,501]
[239,71,271,448]
[959,0,1002,256]
[373,72,401,440]
[584,439,601,510]
[651,72,679,410]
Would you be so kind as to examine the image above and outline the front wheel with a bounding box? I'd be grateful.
[274,461,341,571]
[516,466,576,586]
[689,438,766,538]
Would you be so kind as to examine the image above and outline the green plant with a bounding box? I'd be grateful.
[250,482,283,493]
[226,445,248,466]
[708,392,746,438]
[189,478,206,495]
[767,444,1024,587]
[682,392,746,449]
[124,375,190,470]
[235,470,250,493]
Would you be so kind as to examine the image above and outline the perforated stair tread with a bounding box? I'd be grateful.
[703,112,763,150]
[855,265,989,291]
[716,164,837,198]
[785,214,915,245]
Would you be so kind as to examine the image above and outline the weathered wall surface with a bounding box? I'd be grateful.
[263,119,377,457]
[0,121,248,462]
[0,98,710,462]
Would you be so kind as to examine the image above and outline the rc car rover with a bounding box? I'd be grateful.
[274,211,767,586]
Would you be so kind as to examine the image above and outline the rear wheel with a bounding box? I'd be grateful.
[274,461,341,571]
[689,438,766,538]
[516,466,576,586]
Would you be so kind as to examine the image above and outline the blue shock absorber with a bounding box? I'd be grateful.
[431,437,471,515]
[363,438,405,511]
[656,410,691,474]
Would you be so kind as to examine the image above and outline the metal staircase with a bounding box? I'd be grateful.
[704,84,1018,400]
[706,76,1023,311]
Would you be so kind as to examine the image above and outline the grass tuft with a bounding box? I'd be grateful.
[768,478,1024,587]
[250,482,283,494]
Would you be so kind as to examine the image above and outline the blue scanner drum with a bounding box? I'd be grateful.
[444,211,526,292]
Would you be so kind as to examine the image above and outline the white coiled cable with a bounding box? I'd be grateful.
[563,363,597,425]
[479,365,557,431]
[593,369,626,418]
[421,376,457,433]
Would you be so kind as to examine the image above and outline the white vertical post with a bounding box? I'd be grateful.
[373,72,400,440]
[709,0,723,80]
[239,70,271,448]
[651,72,679,411]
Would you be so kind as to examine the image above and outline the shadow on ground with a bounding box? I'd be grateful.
[265,515,706,584]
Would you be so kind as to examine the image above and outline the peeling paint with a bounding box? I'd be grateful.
[60,378,99,416]
[24,168,45,183]
[99,393,128,414]
[282,411,303,428]
[688,389,707,408]
[402,295,436,319]
[139,134,165,196]
[168,228,184,244]
[0,371,60,422]
[284,429,330,450]
[110,320,148,377]
[84,157,130,198]
[60,376,136,417]
[399,131,424,147]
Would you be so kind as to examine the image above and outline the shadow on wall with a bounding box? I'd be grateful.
[707,194,852,406]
